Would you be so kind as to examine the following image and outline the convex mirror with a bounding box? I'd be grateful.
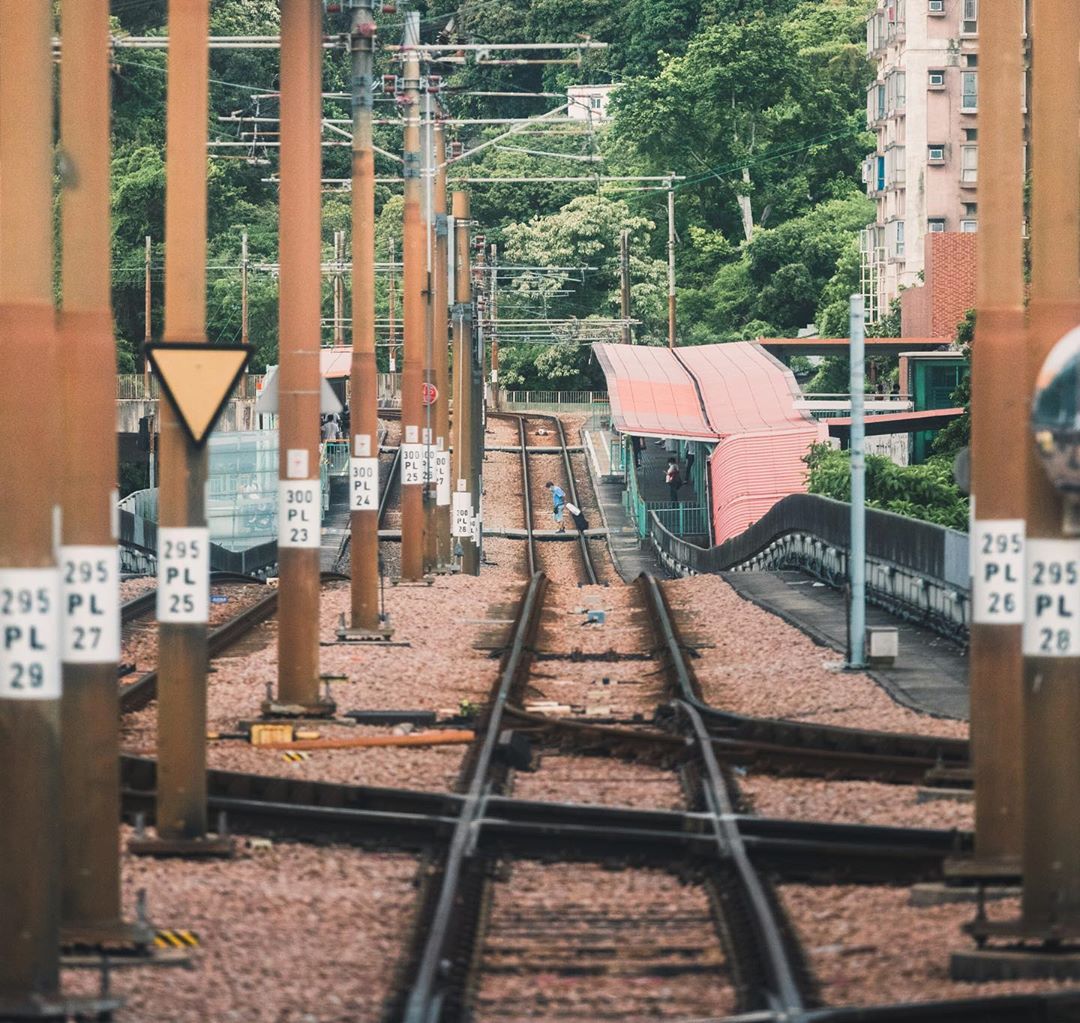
[1032,324,1080,492]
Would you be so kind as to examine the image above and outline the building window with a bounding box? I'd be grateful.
[589,94,603,109]
[928,218,946,233]
[875,84,886,119]
[895,220,906,258]
[886,145,906,185]
[928,144,945,163]
[876,155,886,191]
[961,144,978,184]
[886,71,906,112]
[960,219,978,233]
[928,69,946,89]
[961,71,978,111]
[964,202,978,216]
[964,128,978,141]
[962,0,978,34]
[928,0,944,12]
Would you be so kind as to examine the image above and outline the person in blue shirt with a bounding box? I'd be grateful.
[544,481,566,532]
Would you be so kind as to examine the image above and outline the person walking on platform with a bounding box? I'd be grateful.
[665,458,682,503]
[545,480,567,532]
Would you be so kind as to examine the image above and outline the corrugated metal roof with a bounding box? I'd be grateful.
[592,343,717,440]
[674,342,819,436]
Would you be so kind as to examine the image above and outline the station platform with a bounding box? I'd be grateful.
[583,427,667,582]
[722,568,969,721]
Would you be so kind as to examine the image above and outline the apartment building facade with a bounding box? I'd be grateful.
[862,0,980,323]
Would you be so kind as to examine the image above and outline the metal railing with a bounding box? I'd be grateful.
[502,389,609,412]
[322,439,350,476]
[648,492,969,644]
[624,447,708,540]
[117,373,264,400]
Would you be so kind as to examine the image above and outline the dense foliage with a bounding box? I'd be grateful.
[104,0,877,383]
[804,444,969,531]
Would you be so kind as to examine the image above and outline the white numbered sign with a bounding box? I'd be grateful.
[972,519,1024,625]
[278,481,321,548]
[0,567,61,699]
[61,545,120,662]
[402,444,426,486]
[1023,539,1080,657]
[452,491,472,537]
[350,457,379,511]
[435,452,451,506]
[158,527,210,623]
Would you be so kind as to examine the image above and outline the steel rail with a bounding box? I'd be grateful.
[118,571,350,713]
[550,413,599,584]
[517,417,538,576]
[399,572,548,1023]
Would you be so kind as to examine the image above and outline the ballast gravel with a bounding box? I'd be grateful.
[61,828,418,1023]
[663,573,968,739]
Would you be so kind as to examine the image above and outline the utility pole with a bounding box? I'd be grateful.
[966,0,1026,871]
[451,192,481,574]
[333,230,345,346]
[131,0,230,855]
[619,229,631,344]
[400,10,427,580]
[433,113,452,569]
[667,176,676,348]
[489,242,499,410]
[145,234,153,393]
[388,236,398,376]
[268,0,332,714]
[1019,0,1080,938]
[0,0,64,1010]
[345,0,384,636]
[847,294,866,670]
[241,230,250,349]
[422,84,438,574]
[58,0,133,947]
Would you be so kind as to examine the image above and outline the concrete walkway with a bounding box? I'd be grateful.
[721,569,969,721]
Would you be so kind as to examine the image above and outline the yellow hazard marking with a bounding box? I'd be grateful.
[154,929,200,949]
[282,750,310,762]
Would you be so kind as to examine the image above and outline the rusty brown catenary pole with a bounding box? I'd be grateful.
[0,0,63,1007]
[271,0,330,714]
[433,114,452,568]
[333,230,345,346]
[388,235,398,376]
[422,87,438,573]
[58,0,128,943]
[1020,0,1080,935]
[451,191,481,575]
[400,10,427,580]
[153,0,214,843]
[967,0,1027,870]
[348,0,382,633]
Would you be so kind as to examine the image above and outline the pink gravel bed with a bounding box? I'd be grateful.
[536,583,650,656]
[527,658,662,719]
[664,573,968,739]
[741,775,974,830]
[473,862,735,1021]
[481,536,529,577]
[485,415,520,447]
[781,885,1080,1007]
[513,754,684,810]
[62,828,418,1022]
[120,577,157,601]
[483,451,526,530]
[207,736,468,792]
[120,582,270,677]
[536,539,592,586]
[379,416,401,446]
[523,416,561,447]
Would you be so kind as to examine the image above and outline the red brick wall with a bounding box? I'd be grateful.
[900,282,932,338]
[926,232,976,338]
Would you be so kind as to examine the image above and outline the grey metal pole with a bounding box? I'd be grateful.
[848,293,866,669]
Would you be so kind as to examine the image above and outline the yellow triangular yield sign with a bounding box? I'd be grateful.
[146,343,252,446]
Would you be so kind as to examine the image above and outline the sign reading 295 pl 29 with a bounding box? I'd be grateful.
[1023,540,1080,657]
[0,568,61,699]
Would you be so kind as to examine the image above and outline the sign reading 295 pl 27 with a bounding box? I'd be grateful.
[1023,540,1080,657]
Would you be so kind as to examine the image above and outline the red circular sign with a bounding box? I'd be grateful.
[422,382,439,406]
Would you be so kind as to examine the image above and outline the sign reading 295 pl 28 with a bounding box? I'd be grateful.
[1023,540,1080,657]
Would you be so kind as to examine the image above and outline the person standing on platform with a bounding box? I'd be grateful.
[665,458,682,502]
[545,480,566,533]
